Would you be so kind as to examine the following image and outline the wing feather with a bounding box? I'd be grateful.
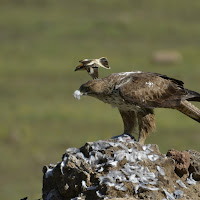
[117,73,186,108]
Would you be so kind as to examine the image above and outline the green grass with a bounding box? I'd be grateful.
[0,0,200,199]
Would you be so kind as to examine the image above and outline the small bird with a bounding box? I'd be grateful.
[74,57,110,79]
[77,71,200,144]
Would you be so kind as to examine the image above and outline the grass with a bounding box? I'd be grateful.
[0,0,200,199]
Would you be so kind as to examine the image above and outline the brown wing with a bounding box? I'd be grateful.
[118,73,186,108]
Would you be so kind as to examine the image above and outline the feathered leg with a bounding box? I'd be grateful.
[137,109,156,144]
[119,109,137,135]
[110,109,137,140]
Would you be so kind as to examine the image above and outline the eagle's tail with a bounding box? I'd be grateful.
[177,100,200,123]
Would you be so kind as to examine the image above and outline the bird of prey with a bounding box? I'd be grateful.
[77,71,200,144]
[74,57,110,79]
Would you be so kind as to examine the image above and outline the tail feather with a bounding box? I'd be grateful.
[177,100,200,123]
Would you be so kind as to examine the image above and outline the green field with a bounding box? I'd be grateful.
[0,0,200,199]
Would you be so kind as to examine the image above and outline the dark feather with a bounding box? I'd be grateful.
[152,73,184,89]
[185,89,200,102]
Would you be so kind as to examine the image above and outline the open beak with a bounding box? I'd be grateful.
[74,63,85,71]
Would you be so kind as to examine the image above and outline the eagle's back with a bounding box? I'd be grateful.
[96,71,187,109]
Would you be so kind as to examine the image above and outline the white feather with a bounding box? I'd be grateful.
[145,81,154,87]
[118,71,142,76]
[186,173,196,185]
[163,188,175,200]
[174,190,183,199]
[157,166,165,176]
[73,90,83,100]
[176,179,187,188]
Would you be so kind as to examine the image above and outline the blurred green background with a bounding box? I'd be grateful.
[0,0,200,199]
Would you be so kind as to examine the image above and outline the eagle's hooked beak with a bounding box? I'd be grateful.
[74,63,85,71]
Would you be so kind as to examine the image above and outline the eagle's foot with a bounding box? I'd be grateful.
[138,137,145,145]
[111,133,136,141]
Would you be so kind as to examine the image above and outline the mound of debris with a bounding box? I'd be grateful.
[42,136,200,200]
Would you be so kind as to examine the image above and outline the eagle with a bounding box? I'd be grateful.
[76,71,200,144]
[75,57,110,79]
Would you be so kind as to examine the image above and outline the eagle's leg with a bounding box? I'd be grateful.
[118,109,137,139]
[137,109,156,144]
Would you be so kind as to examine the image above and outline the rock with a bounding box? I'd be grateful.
[46,189,63,200]
[42,137,200,200]
[187,150,200,181]
[166,149,190,177]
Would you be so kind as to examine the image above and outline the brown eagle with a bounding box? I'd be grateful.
[75,57,110,79]
[77,71,200,144]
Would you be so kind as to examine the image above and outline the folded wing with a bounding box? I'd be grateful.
[118,73,186,108]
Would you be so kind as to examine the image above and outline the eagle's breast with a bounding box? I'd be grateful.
[96,87,142,112]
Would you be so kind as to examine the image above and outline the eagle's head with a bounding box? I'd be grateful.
[79,79,106,96]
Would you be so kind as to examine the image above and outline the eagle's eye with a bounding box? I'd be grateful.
[80,85,90,93]
[80,82,94,93]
